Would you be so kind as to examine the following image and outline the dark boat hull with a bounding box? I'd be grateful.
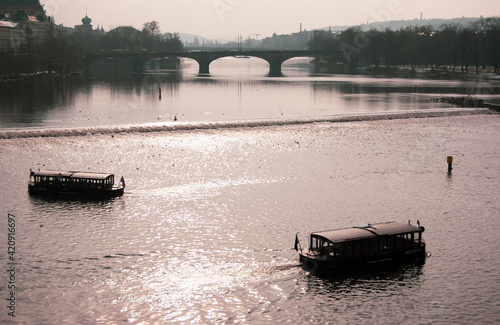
[28,184,124,199]
[299,246,426,274]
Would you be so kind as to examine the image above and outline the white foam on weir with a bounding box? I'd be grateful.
[0,108,492,139]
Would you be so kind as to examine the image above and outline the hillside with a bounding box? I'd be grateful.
[323,17,483,32]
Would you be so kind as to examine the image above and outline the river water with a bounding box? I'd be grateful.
[1,59,500,324]
[1,58,499,131]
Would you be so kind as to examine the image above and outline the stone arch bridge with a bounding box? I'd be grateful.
[84,50,340,76]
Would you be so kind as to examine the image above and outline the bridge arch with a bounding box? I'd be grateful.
[84,50,335,77]
[280,56,316,74]
[205,56,270,75]
[176,50,320,76]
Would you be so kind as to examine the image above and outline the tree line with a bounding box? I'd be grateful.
[0,20,184,78]
[309,18,500,74]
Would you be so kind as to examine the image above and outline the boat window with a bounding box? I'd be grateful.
[396,234,404,249]
[379,236,389,251]
[332,243,343,257]
[344,241,353,256]
[311,237,318,250]
[311,236,331,252]
[388,235,396,250]
[362,239,371,254]
[353,241,362,255]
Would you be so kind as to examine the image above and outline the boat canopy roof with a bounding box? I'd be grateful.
[311,222,423,244]
[32,170,114,180]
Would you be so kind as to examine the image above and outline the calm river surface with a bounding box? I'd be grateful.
[1,58,499,130]
[0,59,499,324]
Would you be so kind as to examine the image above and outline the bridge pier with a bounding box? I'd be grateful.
[132,57,145,73]
[198,58,211,74]
[268,59,284,76]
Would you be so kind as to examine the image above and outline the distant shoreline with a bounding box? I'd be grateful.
[0,71,79,84]
[364,66,500,81]
[315,62,500,81]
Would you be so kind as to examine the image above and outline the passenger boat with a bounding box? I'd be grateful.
[295,221,426,274]
[28,169,125,198]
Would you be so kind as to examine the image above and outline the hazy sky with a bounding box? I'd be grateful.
[44,0,499,39]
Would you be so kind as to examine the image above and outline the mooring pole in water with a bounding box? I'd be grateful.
[447,156,453,172]
[159,87,162,100]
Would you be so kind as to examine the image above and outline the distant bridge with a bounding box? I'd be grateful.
[84,50,343,76]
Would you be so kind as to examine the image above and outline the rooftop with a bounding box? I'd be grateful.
[0,21,17,28]
[32,170,115,180]
[312,222,423,243]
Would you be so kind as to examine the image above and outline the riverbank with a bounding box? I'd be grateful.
[0,71,79,85]
[314,60,500,81]
[361,65,500,81]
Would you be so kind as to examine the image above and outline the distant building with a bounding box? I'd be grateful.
[0,0,47,22]
[260,31,312,50]
[0,0,51,52]
[107,26,142,53]
[0,19,51,52]
[107,26,141,38]
[72,13,105,52]
[75,14,92,34]
[0,20,17,52]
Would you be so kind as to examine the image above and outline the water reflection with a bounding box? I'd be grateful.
[0,77,79,126]
[305,264,425,297]
[28,192,126,206]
